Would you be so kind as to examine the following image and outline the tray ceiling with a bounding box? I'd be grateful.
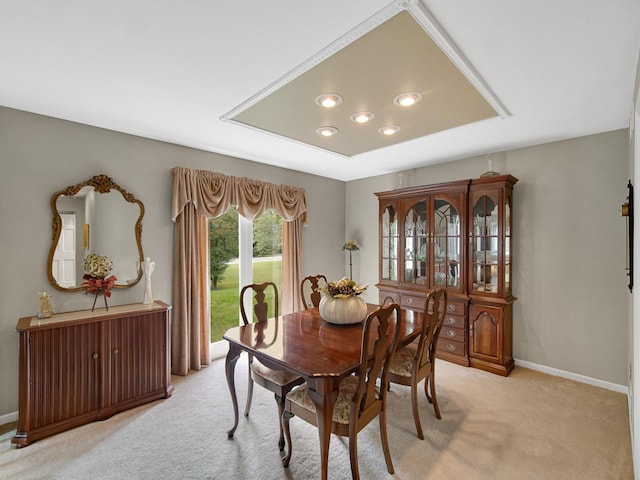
[226,10,501,157]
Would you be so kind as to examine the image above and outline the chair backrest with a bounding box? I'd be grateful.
[240,281,279,325]
[415,288,447,370]
[353,302,401,417]
[300,274,327,309]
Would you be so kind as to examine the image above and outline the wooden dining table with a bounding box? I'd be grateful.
[223,303,423,480]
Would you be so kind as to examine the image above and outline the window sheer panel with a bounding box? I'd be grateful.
[198,215,211,366]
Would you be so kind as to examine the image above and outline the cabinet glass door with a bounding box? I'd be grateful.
[505,197,512,293]
[381,205,398,281]
[433,198,461,288]
[471,195,499,293]
[404,200,427,285]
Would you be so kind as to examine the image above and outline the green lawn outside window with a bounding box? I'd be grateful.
[210,259,282,342]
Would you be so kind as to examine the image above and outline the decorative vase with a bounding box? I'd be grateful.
[319,295,367,325]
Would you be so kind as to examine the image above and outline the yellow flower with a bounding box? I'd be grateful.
[342,240,360,251]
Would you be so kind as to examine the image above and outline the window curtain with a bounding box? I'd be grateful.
[170,166,307,376]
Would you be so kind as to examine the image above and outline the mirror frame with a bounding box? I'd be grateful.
[47,174,145,292]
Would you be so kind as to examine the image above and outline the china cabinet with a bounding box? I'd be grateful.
[376,174,517,375]
[12,301,173,447]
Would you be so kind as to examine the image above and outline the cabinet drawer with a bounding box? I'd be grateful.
[441,326,464,342]
[443,313,464,329]
[444,301,466,316]
[400,294,425,311]
[437,337,465,357]
[379,291,399,305]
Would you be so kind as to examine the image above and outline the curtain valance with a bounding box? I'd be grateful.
[171,166,307,222]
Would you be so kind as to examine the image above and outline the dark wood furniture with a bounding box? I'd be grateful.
[240,282,303,450]
[223,304,423,480]
[388,288,447,439]
[282,303,401,480]
[300,274,328,309]
[12,301,173,447]
[376,174,518,376]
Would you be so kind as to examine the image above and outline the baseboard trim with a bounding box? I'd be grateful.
[0,411,18,426]
[515,359,628,394]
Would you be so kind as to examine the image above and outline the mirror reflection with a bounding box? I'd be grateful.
[47,175,144,292]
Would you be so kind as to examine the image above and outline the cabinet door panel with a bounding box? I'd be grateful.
[469,304,503,363]
[403,200,427,285]
[432,196,463,290]
[380,204,398,282]
[29,323,101,428]
[107,313,167,405]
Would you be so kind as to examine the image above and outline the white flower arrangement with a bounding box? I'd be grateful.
[82,253,113,278]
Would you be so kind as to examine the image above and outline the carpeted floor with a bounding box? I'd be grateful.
[0,356,633,479]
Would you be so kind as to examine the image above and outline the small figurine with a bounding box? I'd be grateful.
[142,257,155,305]
[37,291,54,319]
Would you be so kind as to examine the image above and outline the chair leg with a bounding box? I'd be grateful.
[244,365,254,417]
[426,368,441,419]
[275,394,285,451]
[281,410,294,467]
[379,404,395,475]
[411,379,425,440]
[348,426,361,480]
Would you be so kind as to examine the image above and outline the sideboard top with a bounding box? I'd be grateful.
[17,301,171,331]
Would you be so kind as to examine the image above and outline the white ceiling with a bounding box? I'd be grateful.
[1,0,639,181]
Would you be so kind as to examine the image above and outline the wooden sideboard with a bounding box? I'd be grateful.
[12,301,173,447]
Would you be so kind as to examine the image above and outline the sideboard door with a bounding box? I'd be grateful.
[103,310,171,415]
[14,322,101,446]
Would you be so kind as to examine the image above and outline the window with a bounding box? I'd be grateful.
[209,207,283,345]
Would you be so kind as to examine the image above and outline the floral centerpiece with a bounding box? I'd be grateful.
[82,253,117,311]
[323,277,368,298]
[320,277,368,325]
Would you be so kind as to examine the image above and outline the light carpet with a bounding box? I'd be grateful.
[0,356,633,480]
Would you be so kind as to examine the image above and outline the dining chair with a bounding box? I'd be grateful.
[240,281,304,450]
[387,288,447,440]
[300,274,327,309]
[282,302,401,480]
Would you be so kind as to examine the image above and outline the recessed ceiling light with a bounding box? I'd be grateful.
[379,125,400,136]
[316,126,339,137]
[315,94,343,108]
[393,92,422,107]
[350,112,375,124]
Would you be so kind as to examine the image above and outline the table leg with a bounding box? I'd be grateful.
[307,382,340,480]
[225,344,241,438]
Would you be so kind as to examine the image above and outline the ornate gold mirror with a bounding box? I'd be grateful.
[47,174,145,292]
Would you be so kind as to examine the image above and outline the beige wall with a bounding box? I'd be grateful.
[0,104,631,419]
[346,130,630,385]
[0,106,346,417]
